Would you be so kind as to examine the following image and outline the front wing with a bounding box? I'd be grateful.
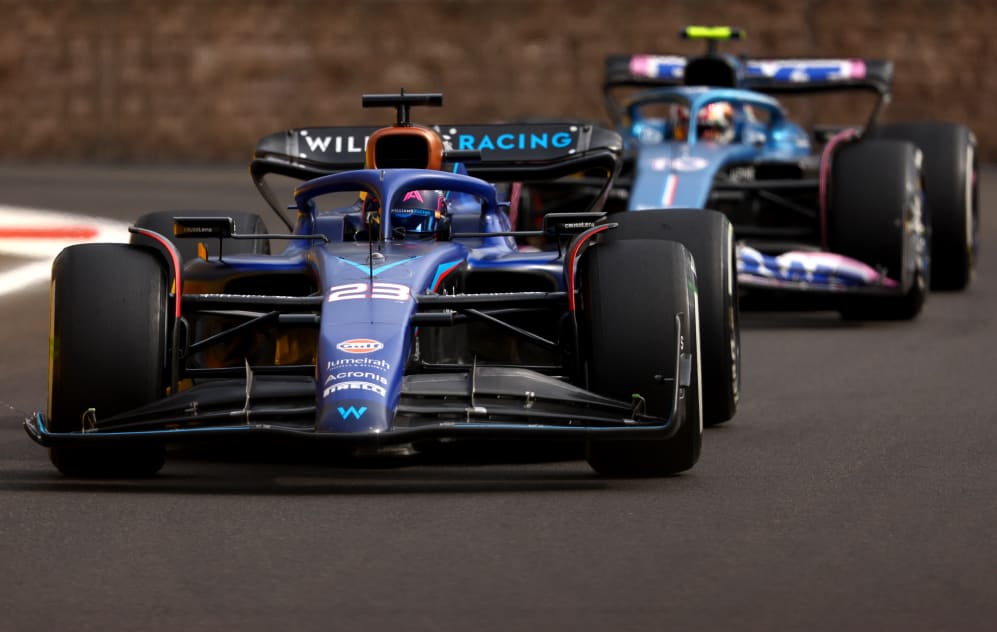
[25,348,690,448]
[737,244,900,293]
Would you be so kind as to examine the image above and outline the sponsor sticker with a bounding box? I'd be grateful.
[442,128,576,152]
[324,370,388,386]
[326,357,391,371]
[299,129,368,156]
[322,381,387,398]
[647,156,708,172]
[671,156,709,172]
[336,339,384,354]
[337,406,367,420]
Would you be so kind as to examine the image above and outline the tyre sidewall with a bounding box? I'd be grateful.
[828,139,927,319]
[871,122,977,290]
[598,209,739,424]
[48,244,169,431]
[580,239,702,476]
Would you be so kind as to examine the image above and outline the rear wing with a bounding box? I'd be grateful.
[251,122,623,224]
[605,54,687,91]
[741,58,893,96]
[606,54,892,93]
[604,53,894,128]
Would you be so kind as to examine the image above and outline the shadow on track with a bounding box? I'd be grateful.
[740,310,866,330]
[2,436,690,496]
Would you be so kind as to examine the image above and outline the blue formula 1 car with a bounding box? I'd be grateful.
[602,26,979,319]
[26,92,740,478]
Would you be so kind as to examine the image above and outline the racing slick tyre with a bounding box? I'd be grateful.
[580,239,702,477]
[870,122,978,290]
[828,139,927,321]
[47,244,170,477]
[130,210,271,263]
[597,209,739,426]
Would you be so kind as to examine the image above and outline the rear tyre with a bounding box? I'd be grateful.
[130,210,271,263]
[599,209,739,425]
[828,139,926,320]
[48,244,170,477]
[581,239,702,477]
[871,122,978,290]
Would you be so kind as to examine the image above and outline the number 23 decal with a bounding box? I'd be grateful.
[327,282,412,302]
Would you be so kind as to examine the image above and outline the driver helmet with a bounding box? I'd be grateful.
[390,189,448,235]
[697,102,735,144]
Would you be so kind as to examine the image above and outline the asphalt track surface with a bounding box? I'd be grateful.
[0,165,994,631]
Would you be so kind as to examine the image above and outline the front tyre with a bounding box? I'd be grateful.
[599,209,739,425]
[580,239,702,477]
[871,122,978,290]
[48,244,170,477]
[828,139,926,320]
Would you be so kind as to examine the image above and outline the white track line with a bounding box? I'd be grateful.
[0,260,53,295]
[0,204,131,298]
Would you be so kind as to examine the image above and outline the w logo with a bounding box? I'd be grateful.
[304,136,332,152]
[337,406,367,420]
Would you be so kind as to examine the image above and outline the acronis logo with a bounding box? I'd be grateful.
[453,132,574,152]
[337,406,367,420]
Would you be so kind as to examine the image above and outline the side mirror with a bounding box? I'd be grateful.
[173,216,235,240]
[173,216,236,260]
[542,212,606,239]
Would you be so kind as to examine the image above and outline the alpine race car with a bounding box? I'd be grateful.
[602,26,979,319]
[25,92,740,478]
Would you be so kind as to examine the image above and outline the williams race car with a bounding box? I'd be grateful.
[26,92,740,478]
[603,26,978,319]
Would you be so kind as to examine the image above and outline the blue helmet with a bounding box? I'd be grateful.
[390,189,448,234]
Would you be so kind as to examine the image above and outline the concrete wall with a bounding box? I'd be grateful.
[0,0,992,163]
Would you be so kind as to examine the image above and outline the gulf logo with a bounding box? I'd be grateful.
[336,338,384,354]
